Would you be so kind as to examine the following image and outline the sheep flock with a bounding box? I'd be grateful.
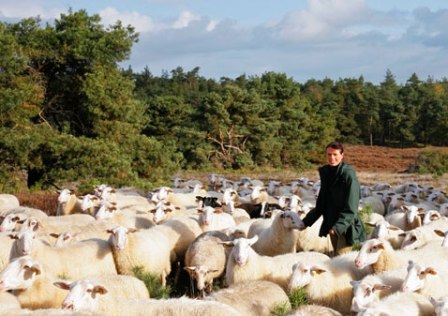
[1,174,448,315]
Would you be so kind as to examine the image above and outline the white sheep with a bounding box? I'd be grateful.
[430,296,448,316]
[107,226,171,285]
[357,291,434,316]
[205,280,291,316]
[222,235,330,291]
[197,206,236,232]
[0,194,20,213]
[0,291,21,312]
[399,218,448,250]
[400,260,448,299]
[349,267,407,314]
[365,220,404,249]
[59,286,240,316]
[94,201,155,229]
[184,231,229,296]
[354,238,448,274]
[360,195,386,216]
[287,251,371,315]
[0,213,27,232]
[56,189,83,216]
[384,204,423,231]
[9,229,117,279]
[247,210,303,256]
[287,304,342,316]
[0,256,69,309]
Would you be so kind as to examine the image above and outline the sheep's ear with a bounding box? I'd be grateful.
[128,228,138,233]
[376,242,385,250]
[195,196,203,202]
[398,232,407,237]
[248,235,259,245]
[213,208,223,214]
[387,225,401,231]
[365,222,376,227]
[424,267,437,275]
[8,233,18,240]
[434,229,446,237]
[25,262,42,275]
[197,209,203,213]
[373,284,392,292]
[53,281,71,290]
[49,233,59,239]
[430,297,438,306]
[219,241,234,248]
[106,229,114,234]
[93,285,108,295]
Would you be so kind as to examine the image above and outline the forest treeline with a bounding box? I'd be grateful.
[1,10,448,192]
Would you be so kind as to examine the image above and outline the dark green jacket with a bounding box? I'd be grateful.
[302,162,366,245]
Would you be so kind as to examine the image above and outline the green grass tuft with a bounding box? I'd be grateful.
[132,266,171,299]
[288,287,308,310]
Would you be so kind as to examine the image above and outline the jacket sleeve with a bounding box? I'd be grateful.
[332,169,361,236]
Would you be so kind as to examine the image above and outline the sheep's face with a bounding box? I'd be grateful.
[58,189,73,204]
[11,230,35,256]
[280,211,303,230]
[354,239,384,269]
[400,231,420,250]
[81,194,99,212]
[0,214,23,232]
[230,237,257,266]
[288,262,325,291]
[350,280,390,315]
[58,280,107,312]
[108,226,128,250]
[401,261,435,292]
[0,256,41,291]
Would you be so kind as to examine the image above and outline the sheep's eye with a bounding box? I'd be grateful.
[86,289,93,293]
[411,236,417,242]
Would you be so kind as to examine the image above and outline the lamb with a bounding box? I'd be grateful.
[349,268,407,314]
[247,210,303,256]
[287,252,371,315]
[399,218,448,250]
[205,280,291,316]
[400,260,448,299]
[354,238,448,274]
[222,235,330,291]
[9,229,117,279]
[197,206,237,232]
[184,231,230,296]
[107,226,171,285]
[357,291,434,316]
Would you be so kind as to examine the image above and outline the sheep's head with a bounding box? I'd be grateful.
[354,239,385,269]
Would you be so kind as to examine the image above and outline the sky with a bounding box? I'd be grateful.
[0,0,447,84]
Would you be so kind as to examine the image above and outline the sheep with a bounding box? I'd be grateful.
[197,206,237,232]
[0,256,69,309]
[287,252,371,315]
[149,200,185,224]
[94,201,155,229]
[247,210,303,256]
[360,196,386,216]
[151,186,205,209]
[349,267,407,314]
[423,209,443,225]
[205,280,291,316]
[0,213,28,232]
[9,229,117,279]
[56,189,83,216]
[49,231,79,248]
[287,304,342,316]
[80,194,101,216]
[296,215,331,254]
[184,231,230,297]
[399,218,448,250]
[430,296,448,316]
[384,205,423,231]
[357,291,434,316]
[107,226,171,285]
[222,235,330,291]
[0,194,20,213]
[0,232,15,271]
[354,238,448,274]
[365,221,404,249]
[400,260,448,299]
[0,291,21,312]
[0,256,148,311]
[58,283,240,316]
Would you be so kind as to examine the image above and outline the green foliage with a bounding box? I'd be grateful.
[359,204,374,236]
[271,300,291,316]
[288,287,309,309]
[415,149,448,177]
[132,266,171,299]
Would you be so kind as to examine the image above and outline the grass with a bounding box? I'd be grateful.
[132,266,171,299]
[271,287,309,316]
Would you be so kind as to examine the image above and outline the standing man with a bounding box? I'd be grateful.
[301,141,366,256]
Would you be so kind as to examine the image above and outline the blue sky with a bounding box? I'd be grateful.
[0,0,447,83]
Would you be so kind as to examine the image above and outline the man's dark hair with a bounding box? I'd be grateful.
[326,141,344,153]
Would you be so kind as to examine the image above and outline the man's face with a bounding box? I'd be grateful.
[326,147,343,166]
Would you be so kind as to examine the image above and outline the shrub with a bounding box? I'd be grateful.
[415,149,448,177]
[132,266,171,299]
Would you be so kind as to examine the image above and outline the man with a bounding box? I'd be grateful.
[301,141,366,256]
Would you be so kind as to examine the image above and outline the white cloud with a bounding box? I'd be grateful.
[99,7,156,33]
[172,10,200,29]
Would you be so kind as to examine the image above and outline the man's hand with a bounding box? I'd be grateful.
[329,229,335,235]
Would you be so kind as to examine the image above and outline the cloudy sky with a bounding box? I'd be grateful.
[0,0,447,84]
